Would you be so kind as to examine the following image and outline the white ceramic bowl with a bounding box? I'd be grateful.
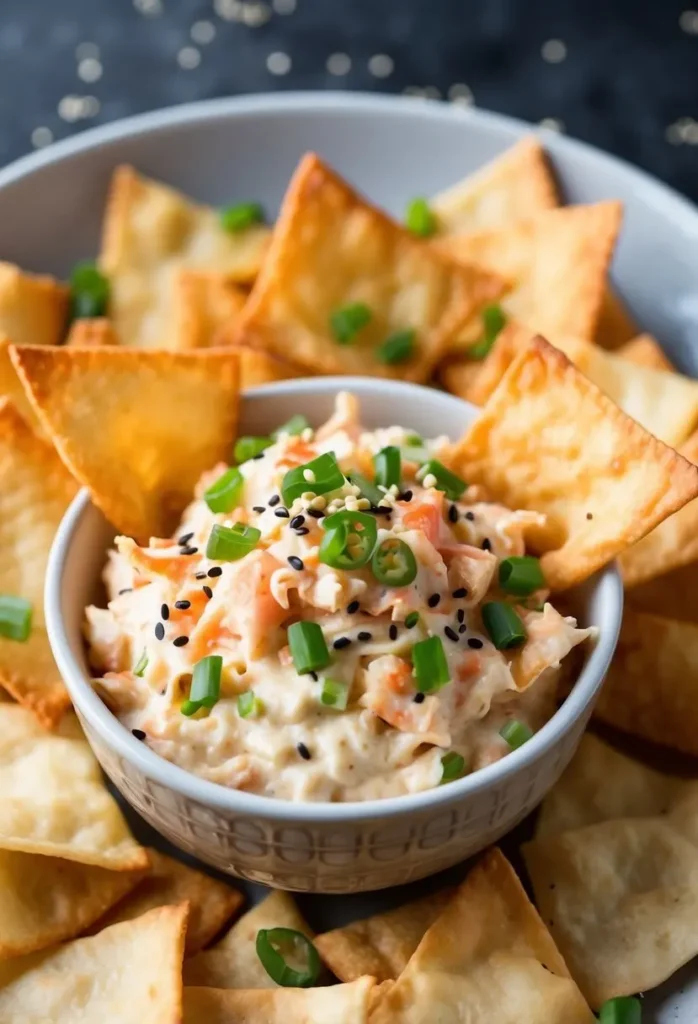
[46,377,622,893]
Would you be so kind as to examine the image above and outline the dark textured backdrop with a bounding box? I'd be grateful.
[0,0,696,199]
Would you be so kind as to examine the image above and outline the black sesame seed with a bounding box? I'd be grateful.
[173,635,189,647]
[452,587,468,599]
[457,608,465,624]
[178,532,194,545]
[297,742,312,761]
[288,555,305,571]
[195,572,207,580]
[174,600,191,610]
[369,505,392,516]
[482,538,492,551]
[444,625,459,643]
[389,624,398,641]
[458,624,467,634]
[118,588,133,595]
[307,508,325,519]
[586,512,593,520]
[333,637,352,650]
[309,671,318,681]
[252,452,265,460]
[161,603,169,620]
[203,585,213,599]
[181,546,199,556]
[274,507,290,518]
[427,593,441,608]
[465,511,475,522]
[468,637,483,649]
[294,527,310,536]
[268,494,281,507]
[413,692,425,704]
[358,631,372,642]
[448,504,458,523]
[290,514,305,529]
[252,505,266,513]
[154,622,165,641]
[131,728,146,741]
[207,566,223,578]
[347,600,360,614]
[400,489,413,502]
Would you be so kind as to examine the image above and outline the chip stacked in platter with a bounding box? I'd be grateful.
[0,138,696,1020]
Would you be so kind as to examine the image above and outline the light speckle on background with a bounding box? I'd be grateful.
[58,95,101,122]
[326,52,351,76]
[448,83,474,106]
[177,46,201,70]
[539,116,565,132]
[679,9,698,33]
[75,42,100,62]
[267,51,292,75]
[190,20,216,45]
[666,117,698,144]
[368,53,394,78]
[242,2,271,26]
[31,126,53,149]
[78,57,103,83]
[541,39,567,63]
[272,0,297,12]
[133,0,163,16]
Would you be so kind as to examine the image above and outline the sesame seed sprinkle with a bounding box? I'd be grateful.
[268,494,281,507]
[333,636,351,650]
[274,507,290,518]
[203,585,213,599]
[448,504,458,523]
[290,514,305,529]
[427,593,441,608]
[294,527,310,536]
[468,637,483,649]
[482,538,492,551]
[358,631,372,642]
[178,532,194,545]
[452,587,468,598]
[154,622,165,641]
[174,600,191,610]
[400,489,413,502]
[444,625,459,643]
[457,608,465,624]
[389,624,398,640]
[131,728,146,741]
[465,511,475,521]
[252,452,265,460]
[207,566,223,578]
[161,603,169,620]
[413,692,425,704]
[118,588,133,595]
[307,508,325,518]
[586,512,593,520]
[181,546,198,556]
[173,636,189,647]
[288,555,304,571]
[195,572,207,580]
[252,505,266,513]
[347,600,360,614]
[297,741,312,760]
[459,624,467,634]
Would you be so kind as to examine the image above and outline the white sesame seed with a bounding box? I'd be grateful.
[388,484,400,496]
[191,19,217,44]
[422,473,437,489]
[301,491,316,502]
[310,495,327,511]
[368,53,394,78]
[301,427,314,441]
[303,469,316,483]
[327,52,351,76]
[356,498,371,510]
[31,126,53,149]
[541,39,567,63]
[78,57,103,83]
[344,496,359,511]
[267,51,291,74]
[178,46,201,70]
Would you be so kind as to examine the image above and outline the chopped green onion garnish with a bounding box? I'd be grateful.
[281,452,344,507]
[237,691,265,718]
[371,538,418,587]
[377,328,415,365]
[181,655,222,716]
[0,595,32,642]
[255,927,321,988]
[288,621,331,675]
[206,522,261,561]
[500,719,533,751]
[373,446,401,490]
[348,472,383,506]
[412,635,450,693]
[133,649,148,677]
[405,611,420,629]
[272,414,310,439]
[320,678,350,710]
[482,601,527,650]
[234,435,272,463]
[69,261,110,320]
[405,197,437,238]
[330,302,372,344]
[498,556,546,596]
[203,467,244,514]
[416,459,467,501]
[400,444,430,465]
[404,432,424,447]
[598,996,642,1024]
[220,201,265,233]
[319,510,377,570]
[468,303,507,360]
[440,751,466,783]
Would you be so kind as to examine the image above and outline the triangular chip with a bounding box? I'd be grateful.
[183,977,375,1024]
[0,398,77,724]
[0,336,47,429]
[234,345,300,389]
[594,288,637,349]
[65,317,119,347]
[618,333,673,372]
[101,165,270,349]
[184,889,313,988]
[171,269,247,349]
[225,153,504,382]
[370,848,593,1024]
[11,345,240,541]
[0,704,148,869]
[0,261,68,346]
[0,848,144,959]
[0,903,187,1023]
[315,889,453,983]
[88,849,243,955]
[449,336,698,590]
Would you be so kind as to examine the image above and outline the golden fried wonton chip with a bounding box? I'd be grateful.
[226,153,504,382]
[88,849,243,955]
[65,317,119,347]
[184,889,313,989]
[11,345,240,542]
[0,335,46,431]
[594,288,637,350]
[0,903,187,1023]
[0,704,148,869]
[101,165,270,349]
[619,333,674,372]
[0,261,68,347]
[370,848,593,1024]
[449,337,698,590]
[315,889,453,983]
[234,345,300,389]
[171,270,247,350]
[0,399,77,724]
[183,977,375,1024]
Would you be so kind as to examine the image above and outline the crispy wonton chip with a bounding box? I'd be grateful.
[11,345,240,542]
[88,849,243,955]
[619,333,673,372]
[0,261,68,347]
[0,704,148,869]
[0,849,144,959]
[183,977,375,1024]
[315,889,453,983]
[65,317,119,347]
[0,399,77,724]
[171,270,247,350]
[184,889,313,988]
[0,336,47,429]
[594,288,637,350]
[370,848,593,1024]
[226,153,504,382]
[234,346,300,389]
[0,903,187,1022]
[101,165,270,349]
[449,337,698,590]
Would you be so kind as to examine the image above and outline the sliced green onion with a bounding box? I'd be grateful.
[319,510,377,570]
[400,444,430,465]
[272,414,310,439]
[416,459,467,501]
[404,432,424,447]
[255,927,320,988]
[371,538,417,587]
[206,522,261,561]
[348,472,383,506]
[468,302,507,360]
[281,452,344,507]
[440,751,466,783]
[320,678,350,710]
[405,611,420,629]
[498,556,546,597]
[500,719,533,751]
[598,996,642,1024]
[69,261,109,320]
[377,328,415,365]
[373,446,401,490]
[412,635,450,693]
[329,302,372,344]
[181,655,222,716]
[288,621,331,675]
[133,649,148,677]
[220,201,265,233]
[482,601,527,650]
[405,197,437,238]
[0,596,32,642]
[234,435,272,463]
[203,467,244,514]
[237,691,265,718]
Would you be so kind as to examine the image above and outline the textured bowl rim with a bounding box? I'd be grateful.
[46,374,623,823]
